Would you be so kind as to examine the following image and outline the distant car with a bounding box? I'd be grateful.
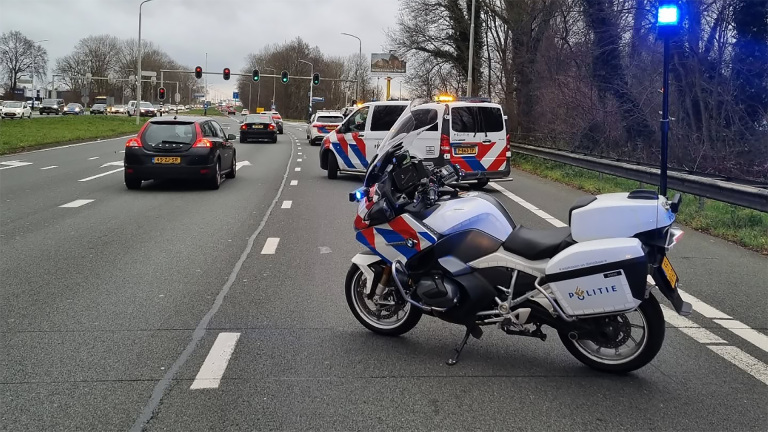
[262,111,284,134]
[241,109,250,116]
[126,100,157,117]
[239,114,278,143]
[123,116,237,190]
[109,104,126,115]
[1,101,32,119]
[307,111,344,145]
[62,103,85,115]
[91,104,107,115]
[39,98,65,115]
[227,106,236,115]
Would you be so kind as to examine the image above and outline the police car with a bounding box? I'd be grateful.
[306,111,345,145]
[320,97,510,189]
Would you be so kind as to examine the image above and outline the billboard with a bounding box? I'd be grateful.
[370,53,407,75]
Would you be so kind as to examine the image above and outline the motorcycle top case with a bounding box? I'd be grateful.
[543,238,646,317]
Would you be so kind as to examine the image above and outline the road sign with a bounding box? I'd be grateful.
[141,71,157,77]
[128,75,136,85]
[150,76,157,86]
[312,97,325,102]
[193,93,205,98]
[174,93,181,103]
[271,104,276,110]
[107,73,116,84]
[81,96,89,105]
[233,91,239,100]
[85,73,92,81]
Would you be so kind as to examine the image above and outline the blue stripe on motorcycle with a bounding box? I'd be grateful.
[331,142,357,169]
[417,231,437,244]
[355,231,389,263]
[374,228,417,259]
[348,143,369,168]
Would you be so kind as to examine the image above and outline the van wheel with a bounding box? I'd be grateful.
[327,152,339,179]
[470,179,490,190]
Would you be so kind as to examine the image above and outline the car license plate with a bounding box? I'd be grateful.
[454,146,477,156]
[661,256,678,288]
[153,157,181,164]
[252,125,264,129]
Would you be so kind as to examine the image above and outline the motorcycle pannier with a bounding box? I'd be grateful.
[543,238,647,317]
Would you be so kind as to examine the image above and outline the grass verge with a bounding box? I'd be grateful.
[185,109,224,117]
[0,115,149,155]
[512,154,768,254]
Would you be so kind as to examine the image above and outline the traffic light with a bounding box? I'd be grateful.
[252,69,260,82]
[223,68,231,80]
[158,87,166,101]
[312,73,320,86]
[281,70,289,84]
[194,66,203,79]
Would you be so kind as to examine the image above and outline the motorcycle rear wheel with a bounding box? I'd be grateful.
[558,293,665,374]
[345,264,422,336]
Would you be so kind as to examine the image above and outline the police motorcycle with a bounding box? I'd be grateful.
[345,101,692,372]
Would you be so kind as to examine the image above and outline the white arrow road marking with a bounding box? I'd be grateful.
[0,161,33,170]
[189,332,241,390]
[59,199,94,208]
[78,168,123,182]
[100,161,124,168]
[281,200,292,209]
[490,181,768,387]
[40,166,58,170]
[235,160,251,171]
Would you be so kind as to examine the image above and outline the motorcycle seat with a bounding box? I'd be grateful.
[503,226,575,261]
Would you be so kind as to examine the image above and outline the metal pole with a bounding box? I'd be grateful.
[137,0,154,125]
[300,59,313,120]
[205,52,208,102]
[660,37,671,197]
[341,33,361,102]
[256,77,261,110]
[249,81,252,111]
[466,0,477,97]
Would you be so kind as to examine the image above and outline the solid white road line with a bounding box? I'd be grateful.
[290,180,298,186]
[59,199,94,208]
[491,181,768,386]
[713,319,768,354]
[281,200,292,209]
[260,237,280,254]
[88,156,99,160]
[78,168,123,182]
[40,165,58,170]
[14,135,134,155]
[295,167,301,171]
[0,161,33,170]
[708,345,768,386]
[189,332,241,390]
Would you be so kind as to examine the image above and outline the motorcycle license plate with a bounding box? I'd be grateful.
[454,146,477,156]
[661,257,678,288]
[153,157,181,164]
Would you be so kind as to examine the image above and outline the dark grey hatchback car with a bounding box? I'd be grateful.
[123,116,237,190]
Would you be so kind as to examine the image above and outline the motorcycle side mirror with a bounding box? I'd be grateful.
[670,193,682,213]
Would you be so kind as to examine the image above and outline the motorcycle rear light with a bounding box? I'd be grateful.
[193,138,212,148]
[125,137,142,147]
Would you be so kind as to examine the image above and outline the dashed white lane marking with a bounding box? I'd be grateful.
[489,183,567,227]
[298,152,302,155]
[88,156,99,160]
[491,181,768,386]
[40,165,58,170]
[290,180,298,186]
[708,346,768,386]
[281,200,292,209]
[189,332,241,390]
[59,199,94,208]
[0,161,33,170]
[260,237,280,254]
[78,168,123,182]
[295,167,301,171]
[101,161,124,168]
[235,160,251,171]
[297,159,302,162]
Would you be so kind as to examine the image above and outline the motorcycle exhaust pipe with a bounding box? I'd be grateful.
[391,260,448,313]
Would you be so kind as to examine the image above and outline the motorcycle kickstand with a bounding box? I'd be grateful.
[446,326,482,366]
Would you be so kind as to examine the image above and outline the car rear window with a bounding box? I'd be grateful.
[246,115,271,123]
[42,99,56,104]
[317,115,343,123]
[5,102,22,108]
[370,105,407,131]
[142,122,197,145]
[451,106,504,133]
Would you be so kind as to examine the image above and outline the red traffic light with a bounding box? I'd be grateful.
[223,68,231,80]
[158,87,166,100]
[194,66,203,79]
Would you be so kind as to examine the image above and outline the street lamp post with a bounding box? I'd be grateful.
[656,1,681,197]
[466,0,477,97]
[31,39,48,109]
[263,66,276,110]
[299,59,314,120]
[137,0,155,125]
[341,33,361,102]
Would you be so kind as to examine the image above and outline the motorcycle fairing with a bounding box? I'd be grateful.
[356,214,438,264]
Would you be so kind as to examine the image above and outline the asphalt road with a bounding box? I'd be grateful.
[1,118,766,431]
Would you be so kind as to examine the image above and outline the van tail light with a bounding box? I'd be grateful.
[193,138,213,148]
[312,123,321,128]
[240,124,247,130]
[125,137,142,147]
[268,124,276,131]
[440,134,451,159]
[506,134,512,157]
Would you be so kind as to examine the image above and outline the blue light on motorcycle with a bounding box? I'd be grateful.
[350,187,368,202]
[355,189,365,201]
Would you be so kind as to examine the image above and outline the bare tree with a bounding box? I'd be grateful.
[0,31,48,97]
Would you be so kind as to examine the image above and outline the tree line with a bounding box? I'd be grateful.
[1,31,202,105]
[390,0,768,182]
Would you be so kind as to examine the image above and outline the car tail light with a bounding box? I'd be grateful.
[125,138,142,147]
[440,134,451,159]
[193,138,212,148]
[268,124,275,130]
[312,123,321,128]
[240,124,247,130]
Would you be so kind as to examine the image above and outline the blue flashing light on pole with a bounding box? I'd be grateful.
[657,4,679,26]
[656,0,681,197]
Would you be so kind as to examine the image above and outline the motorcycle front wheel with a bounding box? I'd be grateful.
[558,293,665,374]
[345,264,422,336]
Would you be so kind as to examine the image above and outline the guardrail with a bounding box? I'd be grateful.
[509,143,768,212]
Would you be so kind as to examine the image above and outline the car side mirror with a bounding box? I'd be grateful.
[227,134,236,141]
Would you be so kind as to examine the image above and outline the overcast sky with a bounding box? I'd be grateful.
[1,0,405,98]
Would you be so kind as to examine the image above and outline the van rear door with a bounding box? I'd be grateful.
[366,104,408,155]
[448,104,507,174]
